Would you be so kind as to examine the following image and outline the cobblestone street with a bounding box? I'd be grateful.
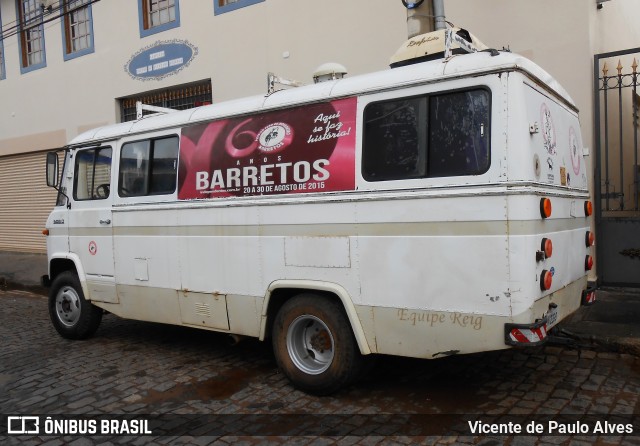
[1,290,640,445]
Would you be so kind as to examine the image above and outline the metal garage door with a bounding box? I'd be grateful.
[0,151,59,253]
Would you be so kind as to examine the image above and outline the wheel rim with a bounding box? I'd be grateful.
[55,286,81,327]
[286,315,335,375]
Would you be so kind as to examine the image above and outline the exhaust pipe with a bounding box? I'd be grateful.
[228,334,247,346]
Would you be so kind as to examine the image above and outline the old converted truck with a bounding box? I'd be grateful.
[44,30,595,394]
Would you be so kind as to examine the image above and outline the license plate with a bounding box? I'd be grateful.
[546,306,559,328]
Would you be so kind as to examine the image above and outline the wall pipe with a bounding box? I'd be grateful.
[433,0,446,30]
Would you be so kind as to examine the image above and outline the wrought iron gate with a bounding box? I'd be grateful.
[594,48,640,287]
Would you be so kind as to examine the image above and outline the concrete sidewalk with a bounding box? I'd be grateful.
[557,287,640,356]
[0,251,48,294]
[1,249,639,355]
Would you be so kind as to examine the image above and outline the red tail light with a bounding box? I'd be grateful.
[585,201,593,216]
[541,238,553,258]
[586,231,595,247]
[540,198,552,219]
[540,270,553,291]
[585,255,594,271]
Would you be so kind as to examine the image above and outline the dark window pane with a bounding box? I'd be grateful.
[119,141,150,197]
[119,137,178,197]
[150,137,178,194]
[363,97,426,181]
[362,89,491,182]
[73,147,112,200]
[428,90,490,177]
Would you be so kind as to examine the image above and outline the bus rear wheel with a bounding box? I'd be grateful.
[272,294,362,395]
[48,271,102,340]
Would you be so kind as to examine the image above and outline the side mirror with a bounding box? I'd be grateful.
[46,152,59,188]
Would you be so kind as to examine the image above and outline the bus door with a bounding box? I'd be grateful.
[68,145,117,304]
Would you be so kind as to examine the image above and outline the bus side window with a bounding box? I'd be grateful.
[151,137,179,194]
[73,147,113,200]
[119,136,179,197]
[362,96,427,181]
[362,88,490,182]
[428,89,490,177]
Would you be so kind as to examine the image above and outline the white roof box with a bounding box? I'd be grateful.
[390,27,488,68]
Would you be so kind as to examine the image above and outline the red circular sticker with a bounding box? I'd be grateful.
[88,241,98,256]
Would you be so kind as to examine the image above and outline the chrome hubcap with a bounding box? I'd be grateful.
[55,286,81,327]
[286,315,334,375]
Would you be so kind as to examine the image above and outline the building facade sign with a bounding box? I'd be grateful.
[125,40,198,81]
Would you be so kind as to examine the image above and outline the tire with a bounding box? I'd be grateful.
[272,294,363,395]
[48,271,102,340]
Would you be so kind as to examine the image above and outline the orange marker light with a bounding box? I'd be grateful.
[540,198,552,219]
[586,231,595,247]
[541,238,553,258]
[540,269,553,291]
[42,229,49,236]
[585,255,594,271]
[584,201,593,217]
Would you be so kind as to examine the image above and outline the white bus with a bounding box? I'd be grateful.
[44,30,595,394]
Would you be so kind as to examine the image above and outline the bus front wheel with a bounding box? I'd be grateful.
[272,294,362,395]
[48,271,102,340]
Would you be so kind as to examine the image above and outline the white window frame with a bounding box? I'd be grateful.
[214,0,264,16]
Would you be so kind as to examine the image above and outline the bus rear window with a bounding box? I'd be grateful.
[363,88,490,181]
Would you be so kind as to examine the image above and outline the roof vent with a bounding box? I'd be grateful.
[313,62,348,83]
[390,27,488,68]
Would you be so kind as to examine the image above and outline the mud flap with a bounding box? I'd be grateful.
[504,317,548,347]
[581,287,597,306]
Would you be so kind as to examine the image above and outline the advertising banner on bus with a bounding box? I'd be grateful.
[178,97,356,199]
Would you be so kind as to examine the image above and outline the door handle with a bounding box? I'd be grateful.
[99,219,111,225]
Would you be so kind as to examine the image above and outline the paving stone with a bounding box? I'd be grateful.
[542,399,568,410]
[2,290,640,445]
[68,438,95,446]
[67,396,98,410]
[41,440,66,446]
[523,391,549,402]
[579,351,597,359]
[510,437,538,446]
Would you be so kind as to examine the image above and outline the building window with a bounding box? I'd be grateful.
[61,0,94,60]
[0,7,5,80]
[0,44,5,80]
[362,88,491,182]
[214,0,264,16]
[17,0,46,73]
[138,0,180,38]
[0,39,7,81]
[119,80,212,122]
